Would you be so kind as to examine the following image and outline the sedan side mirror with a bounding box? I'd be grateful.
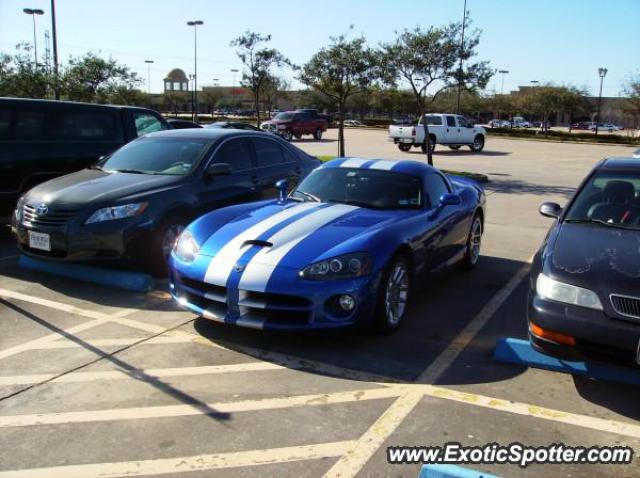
[206,162,232,177]
[439,193,461,207]
[539,202,562,218]
[275,178,289,203]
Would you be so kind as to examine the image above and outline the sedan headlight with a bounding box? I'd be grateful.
[15,195,25,222]
[173,230,200,263]
[85,202,148,224]
[536,273,603,310]
[300,252,371,281]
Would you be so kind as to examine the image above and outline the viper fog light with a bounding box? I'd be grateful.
[536,273,603,310]
[338,294,356,312]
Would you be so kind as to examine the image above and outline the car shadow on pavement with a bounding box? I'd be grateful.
[485,179,576,198]
[573,376,640,421]
[291,138,337,144]
[402,150,511,157]
[192,255,528,385]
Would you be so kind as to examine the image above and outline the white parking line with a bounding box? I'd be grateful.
[0,440,354,478]
[0,387,401,428]
[0,362,285,386]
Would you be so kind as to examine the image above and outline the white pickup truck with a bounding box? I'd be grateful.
[389,114,486,153]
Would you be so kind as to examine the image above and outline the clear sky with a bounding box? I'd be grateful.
[1,0,638,96]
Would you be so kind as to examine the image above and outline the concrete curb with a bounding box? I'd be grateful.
[18,255,155,293]
[494,337,640,386]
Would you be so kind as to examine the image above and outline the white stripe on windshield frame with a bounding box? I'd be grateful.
[368,160,398,171]
[238,203,359,292]
[203,202,321,286]
[340,158,369,168]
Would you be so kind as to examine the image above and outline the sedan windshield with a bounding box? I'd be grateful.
[101,138,209,175]
[564,171,640,230]
[291,168,422,210]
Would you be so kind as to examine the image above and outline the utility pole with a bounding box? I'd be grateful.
[455,0,468,114]
[51,0,60,99]
[187,20,204,122]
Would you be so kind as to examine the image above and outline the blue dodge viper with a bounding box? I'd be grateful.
[169,158,486,332]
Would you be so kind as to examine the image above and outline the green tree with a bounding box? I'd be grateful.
[381,20,492,164]
[262,74,289,115]
[299,35,380,156]
[62,52,142,103]
[622,75,640,126]
[517,84,588,134]
[0,43,53,98]
[230,31,290,126]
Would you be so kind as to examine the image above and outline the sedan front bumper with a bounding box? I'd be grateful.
[528,292,640,365]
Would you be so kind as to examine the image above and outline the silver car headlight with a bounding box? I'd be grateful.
[15,195,25,222]
[300,252,371,281]
[536,273,603,310]
[85,202,148,224]
[173,230,200,263]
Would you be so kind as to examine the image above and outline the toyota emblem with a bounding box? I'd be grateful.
[35,203,48,216]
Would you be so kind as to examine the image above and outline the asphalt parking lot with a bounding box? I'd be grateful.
[0,129,639,477]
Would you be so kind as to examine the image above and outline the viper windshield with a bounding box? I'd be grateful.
[292,168,423,210]
[564,172,640,230]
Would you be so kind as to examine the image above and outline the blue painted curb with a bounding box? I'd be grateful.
[494,337,640,386]
[19,255,154,293]
[418,464,500,478]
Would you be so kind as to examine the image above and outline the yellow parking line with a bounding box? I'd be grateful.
[0,362,285,386]
[0,387,401,428]
[37,335,196,349]
[417,258,532,384]
[324,392,423,478]
[0,440,354,478]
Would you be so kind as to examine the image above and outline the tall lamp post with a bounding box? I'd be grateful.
[595,67,608,136]
[498,69,509,95]
[144,60,154,94]
[186,20,204,122]
[50,0,59,99]
[455,0,468,114]
[189,74,195,120]
[23,8,44,65]
[230,68,239,110]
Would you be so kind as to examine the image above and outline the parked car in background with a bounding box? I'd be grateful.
[12,128,320,275]
[389,114,486,153]
[169,158,486,332]
[344,119,364,127]
[167,119,202,129]
[571,122,591,130]
[530,157,640,365]
[0,97,169,224]
[260,111,328,141]
[205,121,261,131]
[589,123,622,132]
[633,148,640,159]
[488,119,510,128]
[512,120,531,128]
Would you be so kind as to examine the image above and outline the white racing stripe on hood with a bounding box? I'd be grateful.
[238,203,359,291]
[203,202,321,286]
[340,158,369,168]
[368,160,398,170]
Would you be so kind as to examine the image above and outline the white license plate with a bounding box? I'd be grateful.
[400,138,414,144]
[28,230,51,251]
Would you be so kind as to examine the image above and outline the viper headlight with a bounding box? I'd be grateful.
[536,273,603,310]
[173,230,200,263]
[85,202,148,224]
[301,252,371,281]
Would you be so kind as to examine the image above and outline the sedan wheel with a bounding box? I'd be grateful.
[162,224,185,261]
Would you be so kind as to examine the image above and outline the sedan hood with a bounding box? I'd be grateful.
[25,169,183,207]
[197,201,400,285]
[545,222,640,295]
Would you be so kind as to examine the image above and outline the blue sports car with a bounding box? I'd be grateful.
[169,158,486,332]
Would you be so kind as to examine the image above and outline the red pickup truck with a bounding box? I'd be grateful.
[260,110,328,141]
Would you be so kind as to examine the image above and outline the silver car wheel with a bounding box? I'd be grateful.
[384,261,410,326]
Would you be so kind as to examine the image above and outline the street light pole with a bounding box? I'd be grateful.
[23,8,45,66]
[595,67,608,136]
[498,69,509,95]
[144,60,154,94]
[50,0,59,99]
[189,74,195,121]
[455,0,468,114]
[230,68,239,110]
[186,20,203,122]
